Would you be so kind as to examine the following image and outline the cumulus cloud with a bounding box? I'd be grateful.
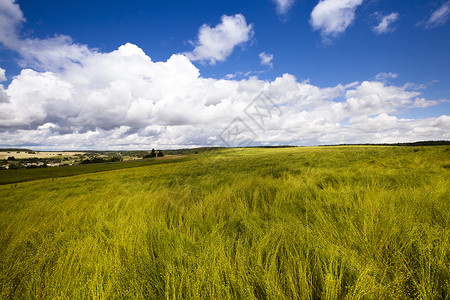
[423,1,450,28]
[310,0,363,40]
[184,14,254,65]
[259,52,273,68]
[373,12,399,35]
[271,0,296,16]
[344,81,421,116]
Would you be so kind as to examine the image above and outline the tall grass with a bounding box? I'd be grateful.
[0,146,449,299]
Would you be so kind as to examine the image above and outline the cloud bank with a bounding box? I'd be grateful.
[0,0,448,150]
[1,45,447,150]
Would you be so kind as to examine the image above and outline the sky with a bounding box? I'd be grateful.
[0,0,449,150]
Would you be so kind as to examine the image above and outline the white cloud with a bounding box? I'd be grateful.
[17,35,93,71]
[373,12,399,35]
[375,72,398,82]
[0,69,8,104]
[0,67,6,82]
[224,71,265,81]
[310,0,363,40]
[272,0,296,15]
[259,52,273,68]
[424,1,450,28]
[184,14,254,65]
[344,81,421,116]
[412,97,440,108]
[0,0,24,48]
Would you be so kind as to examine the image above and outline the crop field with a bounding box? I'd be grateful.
[0,151,86,160]
[0,146,449,299]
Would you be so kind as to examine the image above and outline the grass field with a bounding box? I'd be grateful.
[0,146,449,299]
[0,156,188,185]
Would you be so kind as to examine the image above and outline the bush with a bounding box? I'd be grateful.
[108,157,122,162]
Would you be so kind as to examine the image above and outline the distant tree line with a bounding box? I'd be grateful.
[325,141,450,147]
[80,156,122,164]
[0,148,33,152]
[388,140,450,146]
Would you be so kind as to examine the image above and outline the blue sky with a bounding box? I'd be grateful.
[0,0,449,149]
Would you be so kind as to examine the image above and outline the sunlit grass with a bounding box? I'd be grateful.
[0,146,449,299]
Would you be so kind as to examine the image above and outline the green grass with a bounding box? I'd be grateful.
[0,146,449,299]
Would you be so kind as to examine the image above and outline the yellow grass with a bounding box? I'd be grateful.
[0,146,449,299]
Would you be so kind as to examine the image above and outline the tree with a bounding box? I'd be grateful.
[108,156,122,162]
[157,150,164,157]
[142,149,158,159]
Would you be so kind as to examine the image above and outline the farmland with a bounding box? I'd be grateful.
[0,146,449,299]
[0,151,86,160]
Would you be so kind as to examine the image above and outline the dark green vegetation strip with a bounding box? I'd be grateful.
[0,157,189,185]
[0,146,449,299]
